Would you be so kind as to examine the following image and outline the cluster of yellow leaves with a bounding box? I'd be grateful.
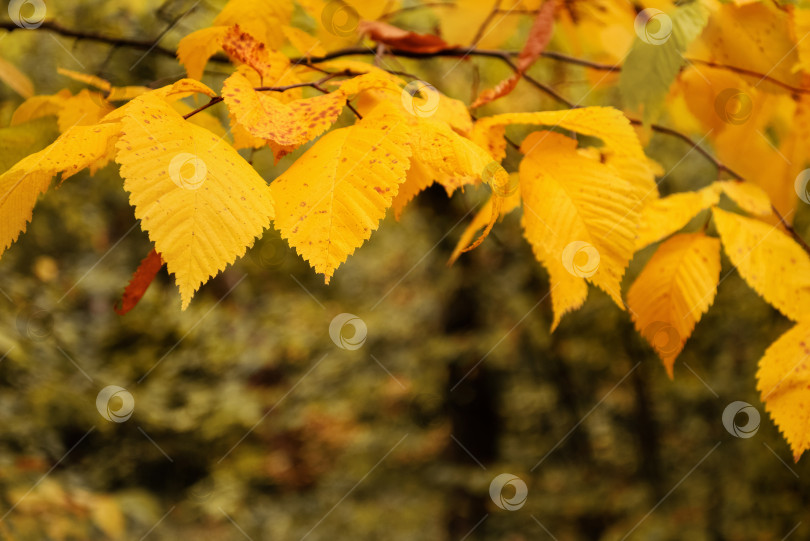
[6,0,810,461]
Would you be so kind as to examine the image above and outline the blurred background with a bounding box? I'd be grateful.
[0,0,809,539]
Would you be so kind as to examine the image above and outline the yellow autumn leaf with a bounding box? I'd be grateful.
[635,185,722,251]
[222,71,347,146]
[713,207,810,321]
[271,104,412,283]
[717,180,772,217]
[56,67,112,92]
[756,321,810,461]
[473,107,657,202]
[627,233,722,378]
[214,0,293,50]
[0,55,34,98]
[10,90,72,126]
[0,122,121,257]
[57,89,115,133]
[520,130,640,328]
[115,94,275,308]
[448,184,521,264]
[177,26,232,81]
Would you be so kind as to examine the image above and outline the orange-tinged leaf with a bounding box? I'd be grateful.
[222,25,292,82]
[756,321,810,461]
[115,94,275,308]
[358,20,452,53]
[627,233,721,378]
[222,71,346,147]
[635,185,721,251]
[472,0,555,108]
[520,131,640,328]
[0,122,121,258]
[115,249,164,315]
[713,207,810,322]
[271,105,412,283]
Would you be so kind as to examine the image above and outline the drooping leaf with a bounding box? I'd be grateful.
[520,131,640,328]
[448,184,521,265]
[57,89,115,133]
[713,207,810,322]
[756,321,810,462]
[627,232,721,378]
[271,104,412,283]
[115,249,165,315]
[0,121,121,258]
[176,26,232,82]
[472,107,657,202]
[635,185,721,251]
[115,94,275,308]
[619,2,709,124]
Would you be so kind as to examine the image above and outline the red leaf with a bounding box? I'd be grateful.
[472,0,556,108]
[115,249,164,315]
[357,20,452,54]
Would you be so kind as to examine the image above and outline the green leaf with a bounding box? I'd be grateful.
[619,2,708,125]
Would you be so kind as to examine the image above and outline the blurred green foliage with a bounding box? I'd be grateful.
[0,1,809,540]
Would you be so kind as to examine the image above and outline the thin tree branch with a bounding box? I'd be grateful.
[772,205,810,254]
